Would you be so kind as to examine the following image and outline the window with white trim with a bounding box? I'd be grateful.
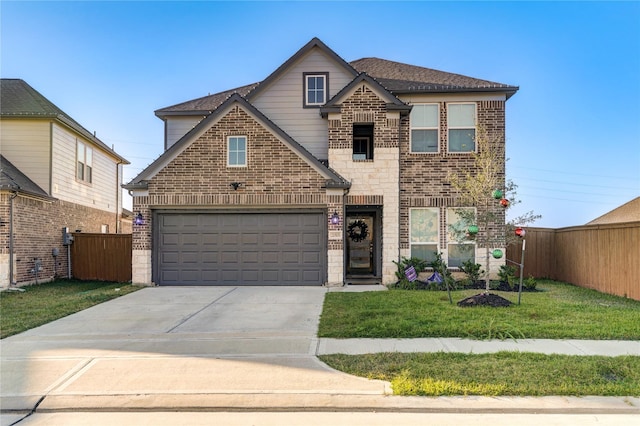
[304,73,328,107]
[447,207,476,267]
[410,208,439,263]
[410,104,439,152]
[227,136,247,167]
[76,141,93,183]
[447,103,476,152]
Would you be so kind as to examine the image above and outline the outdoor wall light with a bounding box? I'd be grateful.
[330,211,340,225]
[134,212,145,226]
[230,182,243,190]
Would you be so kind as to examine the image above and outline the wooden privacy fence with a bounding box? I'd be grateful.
[70,233,132,282]
[507,222,640,301]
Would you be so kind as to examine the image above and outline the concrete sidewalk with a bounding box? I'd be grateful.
[1,285,639,425]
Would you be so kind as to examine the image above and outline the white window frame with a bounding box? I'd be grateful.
[447,102,477,153]
[409,207,440,263]
[76,140,93,183]
[303,73,328,107]
[447,207,476,268]
[227,135,247,167]
[410,103,439,153]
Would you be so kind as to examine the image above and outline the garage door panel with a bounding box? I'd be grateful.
[162,233,180,246]
[156,212,325,286]
[161,251,180,264]
[262,234,280,245]
[242,251,259,263]
[221,251,239,263]
[302,251,321,264]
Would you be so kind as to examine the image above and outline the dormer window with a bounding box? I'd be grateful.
[303,72,328,107]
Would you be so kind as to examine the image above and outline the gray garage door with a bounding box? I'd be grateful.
[155,212,326,286]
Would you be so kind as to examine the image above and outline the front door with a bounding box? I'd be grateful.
[346,214,375,276]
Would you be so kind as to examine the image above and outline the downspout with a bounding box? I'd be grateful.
[9,191,17,286]
[115,161,122,233]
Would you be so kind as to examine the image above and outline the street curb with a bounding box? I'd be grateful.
[29,394,640,414]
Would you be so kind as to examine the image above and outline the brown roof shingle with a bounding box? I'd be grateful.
[350,57,518,96]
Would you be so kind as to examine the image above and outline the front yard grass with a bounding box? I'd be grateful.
[319,352,640,396]
[0,280,141,339]
[319,280,640,397]
[319,280,640,340]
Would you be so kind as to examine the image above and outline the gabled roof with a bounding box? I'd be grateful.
[125,93,350,190]
[245,37,358,101]
[155,39,518,119]
[154,83,258,118]
[321,73,412,117]
[0,155,52,199]
[0,79,129,164]
[350,57,519,98]
[587,197,640,225]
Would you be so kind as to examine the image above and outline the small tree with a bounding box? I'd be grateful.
[447,126,539,292]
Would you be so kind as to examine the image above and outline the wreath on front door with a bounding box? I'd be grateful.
[347,219,369,242]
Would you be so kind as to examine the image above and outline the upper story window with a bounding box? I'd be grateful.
[353,124,374,160]
[227,136,247,167]
[303,72,328,107]
[447,103,476,152]
[76,141,93,183]
[410,104,439,152]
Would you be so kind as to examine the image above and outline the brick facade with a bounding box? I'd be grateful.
[131,104,337,284]
[399,100,507,270]
[0,193,119,286]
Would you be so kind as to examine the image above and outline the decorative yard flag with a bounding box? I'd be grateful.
[404,266,418,282]
[427,271,443,283]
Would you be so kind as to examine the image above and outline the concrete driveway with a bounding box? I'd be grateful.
[1,286,389,415]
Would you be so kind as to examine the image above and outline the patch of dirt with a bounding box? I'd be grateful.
[457,293,513,307]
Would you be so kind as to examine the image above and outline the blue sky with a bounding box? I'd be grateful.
[2,1,639,228]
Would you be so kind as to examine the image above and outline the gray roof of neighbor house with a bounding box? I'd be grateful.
[154,41,518,117]
[0,79,129,164]
[0,155,52,199]
[587,197,640,225]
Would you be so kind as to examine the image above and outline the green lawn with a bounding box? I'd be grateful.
[319,280,640,340]
[319,280,640,397]
[0,280,141,339]
[319,352,640,396]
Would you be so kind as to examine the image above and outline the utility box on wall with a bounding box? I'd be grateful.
[62,227,74,245]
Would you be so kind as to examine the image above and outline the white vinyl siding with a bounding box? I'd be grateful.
[51,123,118,212]
[251,49,354,160]
[0,119,51,192]
[165,116,206,149]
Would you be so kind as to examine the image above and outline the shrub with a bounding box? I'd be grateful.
[459,260,484,285]
[524,275,537,291]
[498,264,517,289]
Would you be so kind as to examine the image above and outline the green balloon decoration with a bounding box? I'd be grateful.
[467,225,479,235]
[492,249,503,259]
[492,189,503,199]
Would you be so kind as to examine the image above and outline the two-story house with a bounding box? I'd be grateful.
[0,79,129,287]
[124,38,518,286]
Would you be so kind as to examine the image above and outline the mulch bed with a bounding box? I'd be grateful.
[457,292,513,307]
